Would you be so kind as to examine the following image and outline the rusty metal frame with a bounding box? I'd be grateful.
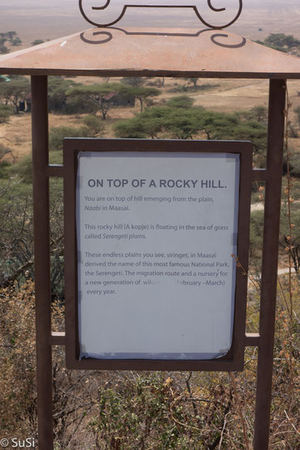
[31,76,53,450]
[30,75,287,450]
[79,0,243,29]
[253,79,287,449]
[63,138,252,371]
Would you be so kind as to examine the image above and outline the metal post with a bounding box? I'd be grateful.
[31,75,53,450]
[253,79,286,449]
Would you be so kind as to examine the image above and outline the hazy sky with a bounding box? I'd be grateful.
[1,0,300,45]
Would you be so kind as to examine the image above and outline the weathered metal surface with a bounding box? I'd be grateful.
[32,76,53,450]
[79,0,243,29]
[253,79,286,450]
[1,27,300,78]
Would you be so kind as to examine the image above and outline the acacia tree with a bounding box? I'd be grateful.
[265,33,300,49]
[120,84,161,112]
[114,105,201,139]
[5,31,17,41]
[11,37,22,47]
[66,83,121,119]
[113,102,267,165]
[0,32,20,54]
[48,76,78,113]
[0,34,9,54]
[0,78,30,113]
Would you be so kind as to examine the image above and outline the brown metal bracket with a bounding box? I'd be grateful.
[79,0,243,29]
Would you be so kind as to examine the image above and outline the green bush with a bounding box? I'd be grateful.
[82,114,105,136]
[7,154,32,183]
[49,150,63,165]
[11,37,21,46]
[265,33,300,49]
[256,33,300,53]
[0,45,9,54]
[0,104,13,123]
[166,95,195,108]
[31,39,44,46]
[0,159,11,179]
[88,372,230,449]
[49,126,93,152]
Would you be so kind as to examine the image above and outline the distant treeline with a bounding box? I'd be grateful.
[0,31,22,54]
[256,33,300,54]
[0,31,46,54]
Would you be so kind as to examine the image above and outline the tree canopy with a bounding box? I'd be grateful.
[256,33,300,53]
[49,126,93,153]
[0,78,30,113]
[113,104,267,165]
[48,76,78,113]
[165,95,195,109]
[31,39,44,46]
[119,84,161,112]
[0,31,21,54]
[66,83,122,119]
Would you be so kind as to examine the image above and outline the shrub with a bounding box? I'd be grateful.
[0,104,13,123]
[49,126,93,152]
[166,95,195,108]
[0,281,37,437]
[31,39,44,46]
[82,115,105,136]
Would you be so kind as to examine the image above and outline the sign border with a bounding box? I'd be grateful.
[63,138,252,371]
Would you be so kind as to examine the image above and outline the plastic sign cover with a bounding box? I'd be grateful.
[76,151,240,360]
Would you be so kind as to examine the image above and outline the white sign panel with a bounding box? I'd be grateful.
[76,151,240,360]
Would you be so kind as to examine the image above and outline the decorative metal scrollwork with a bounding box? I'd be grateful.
[79,0,243,29]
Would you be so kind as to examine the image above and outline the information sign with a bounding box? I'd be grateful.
[64,139,252,370]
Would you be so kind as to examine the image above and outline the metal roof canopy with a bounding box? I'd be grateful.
[1,27,300,78]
